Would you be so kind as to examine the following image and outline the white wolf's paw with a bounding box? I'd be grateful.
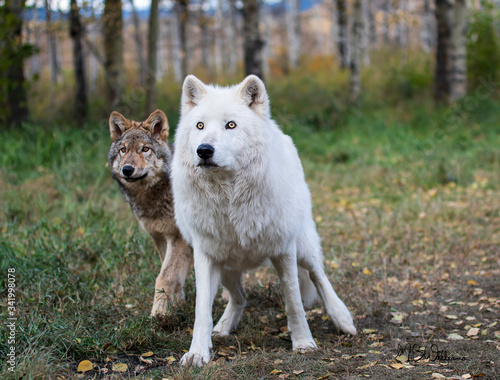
[292,339,317,353]
[212,323,231,337]
[180,351,210,367]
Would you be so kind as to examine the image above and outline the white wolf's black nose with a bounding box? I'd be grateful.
[122,165,135,177]
[197,144,214,160]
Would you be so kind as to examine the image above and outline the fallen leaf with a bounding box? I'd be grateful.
[462,374,472,379]
[389,363,404,369]
[445,314,458,320]
[141,351,154,357]
[166,356,176,363]
[112,363,128,372]
[293,370,305,375]
[362,268,372,275]
[77,360,93,373]
[274,359,284,365]
[270,369,283,375]
[467,328,479,336]
[467,280,478,286]
[395,355,408,363]
[447,333,464,340]
[279,375,290,379]
[431,374,446,379]
[363,328,378,334]
[139,356,153,365]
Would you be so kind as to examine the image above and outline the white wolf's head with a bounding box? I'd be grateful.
[176,75,272,174]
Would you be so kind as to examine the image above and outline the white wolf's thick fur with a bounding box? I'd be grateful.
[172,75,356,366]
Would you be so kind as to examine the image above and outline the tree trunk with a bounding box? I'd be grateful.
[382,0,390,45]
[0,0,29,128]
[176,0,189,79]
[103,0,124,107]
[434,0,453,103]
[350,0,363,104]
[69,0,87,122]
[286,0,300,70]
[335,0,349,70]
[242,0,264,79]
[171,15,182,82]
[450,0,467,101]
[421,0,432,52]
[227,0,238,75]
[129,0,146,86]
[214,0,224,77]
[145,0,160,114]
[44,0,61,85]
[199,1,209,68]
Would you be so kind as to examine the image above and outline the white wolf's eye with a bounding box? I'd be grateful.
[226,121,237,129]
[120,147,126,153]
[196,122,204,130]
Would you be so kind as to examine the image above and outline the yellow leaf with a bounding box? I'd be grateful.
[293,370,305,375]
[166,356,176,363]
[141,351,154,357]
[363,328,378,334]
[317,375,330,380]
[274,359,284,365]
[390,363,404,369]
[77,360,93,373]
[112,363,128,372]
[362,268,372,275]
[445,315,458,320]
[467,280,478,286]
[270,369,283,375]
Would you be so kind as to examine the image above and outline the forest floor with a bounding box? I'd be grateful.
[1,93,499,379]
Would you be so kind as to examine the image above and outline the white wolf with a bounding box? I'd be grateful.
[172,75,357,366]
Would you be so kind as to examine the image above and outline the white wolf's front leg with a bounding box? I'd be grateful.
[271,250,317,352]
[180,251,221,367]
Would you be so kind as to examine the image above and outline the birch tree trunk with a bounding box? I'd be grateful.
[450,0,468,101]
[171,16,182,82]
[146,0,160,113]
[335,0,349,70]
[286,0,300,70]
[382,0,390,45]
[350,0,363,104]
[215,0,224,77]
[242,0,264,79]
[70,0,87,121]
[129,0,146,86]
[176,0,189,79]
[103,0,124,106]
[0,0,29,127]
[421,0,432,52]
[227,0,239,75]
[44,0,61,85]
[434,0,453,103]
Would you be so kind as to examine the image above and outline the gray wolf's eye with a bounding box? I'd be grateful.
[196,122,204,130]
[225,121,237,129]
[120,147,126,153]
[142,146,150,152]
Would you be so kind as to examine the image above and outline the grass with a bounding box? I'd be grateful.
[1,64,500,379]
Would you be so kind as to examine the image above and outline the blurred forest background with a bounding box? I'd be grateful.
[1,0,499,126]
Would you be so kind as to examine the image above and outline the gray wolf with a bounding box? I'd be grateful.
[171,75,357,366]
[108,109,193,317]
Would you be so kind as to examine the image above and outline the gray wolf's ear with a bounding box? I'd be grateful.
[146,109,169,142]
[237,75,269,118]
[109,111,129,141]
[182,75,207,114]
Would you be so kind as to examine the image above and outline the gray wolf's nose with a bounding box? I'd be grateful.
[197,144,214,160]
[122,165,135,177]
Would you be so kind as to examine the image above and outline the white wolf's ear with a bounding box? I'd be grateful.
[237,75,270,118]
[182,75,207,114]
[146,109,169,142]
[109,111,129,141]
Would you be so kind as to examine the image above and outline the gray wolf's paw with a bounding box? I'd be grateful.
[180,352,210,367]
[292,339,317,352]
[150,300,169,318]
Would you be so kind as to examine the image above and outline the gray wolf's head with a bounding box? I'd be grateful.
[108,109,172,188]
[176,75,271,173]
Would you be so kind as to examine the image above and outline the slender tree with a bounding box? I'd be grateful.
[421,0,433,52]
[350,0,364,104]
[434,0,453,103]
[335,0,349,69]
[176,0,190,79]
[242,0,264,79]
[286,0,300,70]
[103,0,124,106]
[69,0,87,121]
[0,0,29,127]
[44,0,61,84]
[450,0,468,101]
[145,0,160,113]
[129,0,146,86]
